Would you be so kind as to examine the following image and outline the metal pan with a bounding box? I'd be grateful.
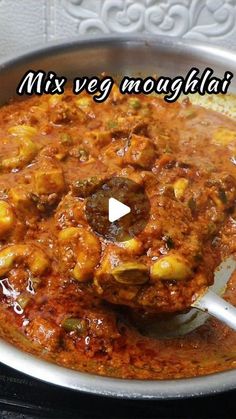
[0,34,236,399]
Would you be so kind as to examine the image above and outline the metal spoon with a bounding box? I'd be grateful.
[193,288,236,331]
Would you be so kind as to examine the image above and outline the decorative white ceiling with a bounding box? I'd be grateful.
[0,0,235,59]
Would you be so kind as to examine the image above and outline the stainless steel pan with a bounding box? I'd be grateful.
[0,34,236,399]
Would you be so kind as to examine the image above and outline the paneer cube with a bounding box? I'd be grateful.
[9,187,32,211]
[124,134,156,168]
[34,167,65,195]
[86,130,112,149]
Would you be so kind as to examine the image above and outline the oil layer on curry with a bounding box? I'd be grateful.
[0,86,235,379]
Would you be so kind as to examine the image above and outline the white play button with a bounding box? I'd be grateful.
[86,177,150,241]
[108,197,131,223]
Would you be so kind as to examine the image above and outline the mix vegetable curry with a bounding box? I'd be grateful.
[0,86,235,379]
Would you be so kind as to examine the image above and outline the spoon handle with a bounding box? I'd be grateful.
[192,290,236,331]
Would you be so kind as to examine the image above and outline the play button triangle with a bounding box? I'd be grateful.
[108,197,131,223]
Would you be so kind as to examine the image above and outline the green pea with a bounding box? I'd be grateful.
[129,98,141,109]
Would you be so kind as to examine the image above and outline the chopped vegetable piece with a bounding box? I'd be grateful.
[62,317,87,334]
[173,178,189,199]
[34,167,65,195]
[188,197,197,212]
[124,134,156,169]
[129,98,141,109]
[218,188,227,204]
[71,176,100,197]
[112,262,149,285]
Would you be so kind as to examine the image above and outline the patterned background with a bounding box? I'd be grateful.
[0,0,236,60]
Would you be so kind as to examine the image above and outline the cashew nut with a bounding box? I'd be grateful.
[1,125,38,170]
[151,253,192,281]
[58,226,101,282]
[0,200,15,237]
[0,244,49,277]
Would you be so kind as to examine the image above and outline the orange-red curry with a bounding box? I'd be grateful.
[0,86,235,379]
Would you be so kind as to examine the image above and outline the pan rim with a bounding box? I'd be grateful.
[0,34,236,399]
